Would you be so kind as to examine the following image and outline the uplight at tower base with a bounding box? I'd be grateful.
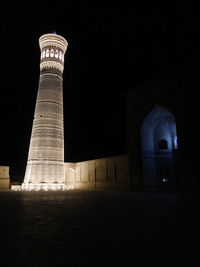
[11,183,74,191]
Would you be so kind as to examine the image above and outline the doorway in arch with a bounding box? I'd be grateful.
[141,105,178,188]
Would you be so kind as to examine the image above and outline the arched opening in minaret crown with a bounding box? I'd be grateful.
[140,105,178,188]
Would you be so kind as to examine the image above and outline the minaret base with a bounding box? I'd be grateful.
[11,183,74,191]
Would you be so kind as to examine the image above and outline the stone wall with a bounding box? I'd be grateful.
[65,155,129,190]
[0,166,10,189]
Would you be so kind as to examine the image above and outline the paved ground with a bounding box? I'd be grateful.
[0,190,199,267]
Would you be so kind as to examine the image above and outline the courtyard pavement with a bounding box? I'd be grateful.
[0,189,199,267]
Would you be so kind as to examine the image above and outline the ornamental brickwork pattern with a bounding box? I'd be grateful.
[24,33,68,185]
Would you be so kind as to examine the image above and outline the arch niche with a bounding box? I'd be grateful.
[140,105,178,188]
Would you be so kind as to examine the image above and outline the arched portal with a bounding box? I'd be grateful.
[141,105,178,188]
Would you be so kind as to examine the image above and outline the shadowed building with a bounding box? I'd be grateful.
[23,33,68,190]
[127,64,199,191]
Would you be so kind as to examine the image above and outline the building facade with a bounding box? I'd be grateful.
[127,64,198,191]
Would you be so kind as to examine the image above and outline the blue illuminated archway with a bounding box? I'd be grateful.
[141,105,178,187]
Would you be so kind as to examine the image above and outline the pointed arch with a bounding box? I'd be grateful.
[140,105,178,187]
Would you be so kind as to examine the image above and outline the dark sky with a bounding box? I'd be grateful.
[0,1,195,177]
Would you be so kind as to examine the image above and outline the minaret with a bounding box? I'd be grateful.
[23,33,68,190]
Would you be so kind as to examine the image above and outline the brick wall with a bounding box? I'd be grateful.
[0,166,10,189]
[65,155,129,190]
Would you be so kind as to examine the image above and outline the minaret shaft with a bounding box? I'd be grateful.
[23,33,68,188]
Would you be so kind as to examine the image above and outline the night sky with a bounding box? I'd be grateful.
[0,1,195,178]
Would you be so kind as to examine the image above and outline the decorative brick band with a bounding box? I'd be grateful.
[39,34,68,53]
[40,61,64,73]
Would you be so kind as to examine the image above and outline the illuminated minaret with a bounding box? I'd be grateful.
[23,33,68,190]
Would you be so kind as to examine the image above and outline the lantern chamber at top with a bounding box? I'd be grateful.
[39,33,68,73]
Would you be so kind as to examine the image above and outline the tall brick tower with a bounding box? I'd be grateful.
[23,33,68,190]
